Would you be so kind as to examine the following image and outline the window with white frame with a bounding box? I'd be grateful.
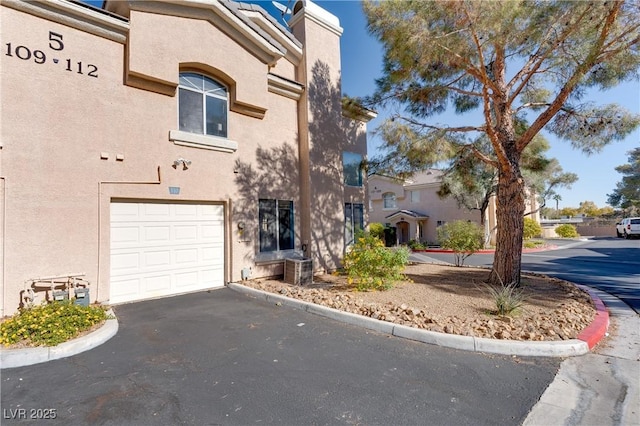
[382,192,396,209]
[179,72,228,138]
[259,199,294,252]
[410,190,420,203]
[343,152,363,187]
[345,203,364,246]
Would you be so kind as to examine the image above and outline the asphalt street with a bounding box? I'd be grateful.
[1,289,559,425]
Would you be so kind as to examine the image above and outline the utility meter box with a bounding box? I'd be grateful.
[74,288,90,306]
[52,290,69,302]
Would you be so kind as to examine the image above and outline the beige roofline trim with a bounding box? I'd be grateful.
[241,10,303,64]
[125,70,177,97]
[124,1,285,66]
[2,0,128,44]
[288,5,343,37]
[342,108,377,123]
[267,74,304,100]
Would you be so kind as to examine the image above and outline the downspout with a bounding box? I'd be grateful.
[0,176,5,318]
[226,197,232,285]
[296,54,311,259]
[96,166,162,302]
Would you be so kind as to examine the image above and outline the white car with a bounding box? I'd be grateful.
[616,217,640,239]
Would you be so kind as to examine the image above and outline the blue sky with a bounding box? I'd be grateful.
[85,0,639,209]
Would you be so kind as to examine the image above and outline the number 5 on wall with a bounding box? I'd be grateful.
[49,31,64,51]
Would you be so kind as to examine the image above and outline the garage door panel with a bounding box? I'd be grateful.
[110,202,224,304]
[201,268,223,285]
[174,271,199,289]
[143,275,172,293]
[202,245,223,262]
[202,204,224,217]
[175,248,199,264]
[112,252,141,272]
[144,203,171,218]
[175,204,198,217]
[202,224,223,239]
[111,202,140,219]
[145,226,171,241]
[175,225,198,240]
[145,250,172,267]
[110,278,141,300]
[111,226,141,245]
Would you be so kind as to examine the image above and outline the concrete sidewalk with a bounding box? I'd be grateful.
[523,288,640,425]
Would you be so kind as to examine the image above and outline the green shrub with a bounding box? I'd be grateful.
[523,240,544,249]
[1,300,109,347]
[408,239,426,250]
[523,217,542,240]
[555,223,579,238]
[437,220,484,266]
[343,232,409,291]
[368,222,385,241]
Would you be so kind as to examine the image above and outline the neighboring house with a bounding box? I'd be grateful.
[369,170,540,245]
[0,0,374,315]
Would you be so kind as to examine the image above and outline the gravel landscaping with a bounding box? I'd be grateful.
[241,263,596,341]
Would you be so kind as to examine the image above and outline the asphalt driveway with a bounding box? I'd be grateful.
[1,288,560,425]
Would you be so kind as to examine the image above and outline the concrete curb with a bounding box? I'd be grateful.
[576,285,610,349]
[0,310,118,369]
[227,283,607,357]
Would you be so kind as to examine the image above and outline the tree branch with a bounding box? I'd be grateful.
[517,1,623,152]
[396,115,485,133]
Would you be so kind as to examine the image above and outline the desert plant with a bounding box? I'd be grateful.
[0,300,110,347]
[437,220,484,266]
[484,281,528,316]
[523,217,543,240]
[555,224,580,238]
[368,222,386,241]
[407,239,426,250]
[487,283,527,316]
[343,232,409,291]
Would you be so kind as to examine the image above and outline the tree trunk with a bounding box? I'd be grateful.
[489,163,526,286]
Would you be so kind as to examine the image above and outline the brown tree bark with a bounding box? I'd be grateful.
[489,159,526,286]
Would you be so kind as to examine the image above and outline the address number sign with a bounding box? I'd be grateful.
[5,31,99,78]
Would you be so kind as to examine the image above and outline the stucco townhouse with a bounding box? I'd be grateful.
[0,0,375,316]
[369,170,541,246]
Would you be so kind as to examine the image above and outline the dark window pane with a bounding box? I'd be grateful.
[353,204,364,233]
[344,203,353,246]
[345,203,364,247]
[278,200,294,250]
[259,199,277,252]
[206,96,227,137]
[343,152,363,187]
[179,88,203,134]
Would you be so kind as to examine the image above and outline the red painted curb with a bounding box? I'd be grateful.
[577,289,609,350]
[413,245,558,254]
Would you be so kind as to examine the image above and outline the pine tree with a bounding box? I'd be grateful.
[364,0,640,285]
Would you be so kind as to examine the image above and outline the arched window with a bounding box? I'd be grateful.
[178,72,228,138]
[383,192,396,209]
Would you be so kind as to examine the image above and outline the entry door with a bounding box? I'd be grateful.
[397,221,409,244]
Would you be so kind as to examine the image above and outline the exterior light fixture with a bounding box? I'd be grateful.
[173,158,192,170]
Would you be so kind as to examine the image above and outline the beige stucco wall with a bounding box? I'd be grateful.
[0,2,320,315]
[290,7,367,273]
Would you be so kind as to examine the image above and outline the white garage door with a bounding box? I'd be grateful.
[110,202,225,304]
